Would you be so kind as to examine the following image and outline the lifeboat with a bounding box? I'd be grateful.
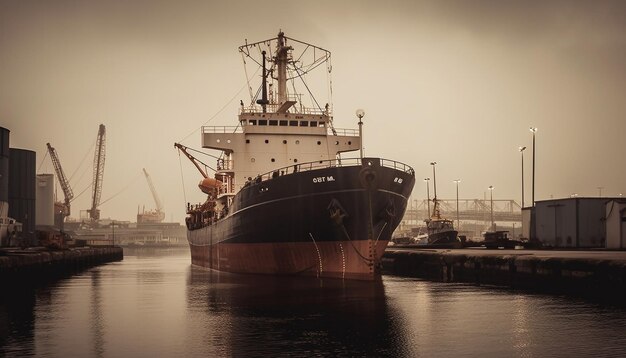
[198,177,222,194]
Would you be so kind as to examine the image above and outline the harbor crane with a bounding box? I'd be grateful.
[88,124,106,221]
[137,168,165,223]
[46,143,74,228]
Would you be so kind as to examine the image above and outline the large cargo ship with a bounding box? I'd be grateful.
[177,32,415,280]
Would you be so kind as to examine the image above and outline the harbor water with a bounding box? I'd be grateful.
[2,248,626,357]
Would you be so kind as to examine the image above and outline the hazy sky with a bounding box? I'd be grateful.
[2,0,625,223]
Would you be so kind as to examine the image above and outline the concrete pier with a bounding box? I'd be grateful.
[383,248,626,300]
[0,247,123,282]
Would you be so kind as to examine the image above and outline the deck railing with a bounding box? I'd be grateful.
[202,125,358,137]
[250,157,414,184]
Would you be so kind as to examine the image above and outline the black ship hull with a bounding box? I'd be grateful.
[187,158,415,280]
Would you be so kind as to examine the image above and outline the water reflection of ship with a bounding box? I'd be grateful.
[185,269,406,356]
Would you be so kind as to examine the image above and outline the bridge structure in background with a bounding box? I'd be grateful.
[403,199,523,224]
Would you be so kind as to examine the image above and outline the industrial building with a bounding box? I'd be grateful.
[524,197,624,248]
[606,199,626,249]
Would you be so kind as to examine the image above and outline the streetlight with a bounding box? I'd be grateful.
[356,109,365,159]
[529,127,537,206]
[453,179,461,230]
[424,178,431,218]
[430,162,438,218]
[519,146,526,208]
[488,185,495,231]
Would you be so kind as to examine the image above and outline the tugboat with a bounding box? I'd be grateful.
[417,163,458,246]
[420,199,459,245]
[176,32,415,280]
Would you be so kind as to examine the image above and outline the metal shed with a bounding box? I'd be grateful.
[535,198,611,248]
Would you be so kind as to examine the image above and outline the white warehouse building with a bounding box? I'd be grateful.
[529,197,624,248]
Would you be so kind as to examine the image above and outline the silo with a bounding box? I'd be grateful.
[36,174,55,226]
[0,127,9,203]
[8,148,36,245]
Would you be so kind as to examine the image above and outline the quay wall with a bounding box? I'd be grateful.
[383,249,626,299]
[0,247,123,282]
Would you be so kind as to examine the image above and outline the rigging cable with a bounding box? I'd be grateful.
[71,183,92,203]
[178,150,187,209]
[177,67,260,144]
[98,171,142,207]
[293,64,323,112]
[69,139,96,182]
[37,150,49,174]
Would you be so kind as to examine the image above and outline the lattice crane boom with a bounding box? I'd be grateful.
[143,168,163,213]
[46,143,74,216]
[89,124,106,221]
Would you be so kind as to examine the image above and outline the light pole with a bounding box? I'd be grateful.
[529,127,537,206]
[430,162,438,218]
[453,179,461,230]
[488,185,494,231]
[111,220,115,247]
[424,178,431,218]
[356,109,365,159]
[519,146,526,208]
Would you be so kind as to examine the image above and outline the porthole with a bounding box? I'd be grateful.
[251,158,255,163]
[227,139,231,143]
[294,159,298,163]
[265,139,269,144]
[317,141,321,145]
[335,141,339,145]
[295,140,300,144]
[271,158,275,162]
[282,140,287,144]
[216,139,221,143]
[348,141,352,145]
[246,139,250,144]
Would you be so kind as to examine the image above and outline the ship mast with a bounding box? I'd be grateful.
[275,31,292,105]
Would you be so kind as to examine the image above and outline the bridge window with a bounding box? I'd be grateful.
[289,120,298,126]
[300,121,308,127]
[269,120,278,126]
[259,120,267,125]
[318,122,326,127]
[249,120,257,125]
[310,121,317,127]
[240,120,247,125]
[279,120,288,126]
